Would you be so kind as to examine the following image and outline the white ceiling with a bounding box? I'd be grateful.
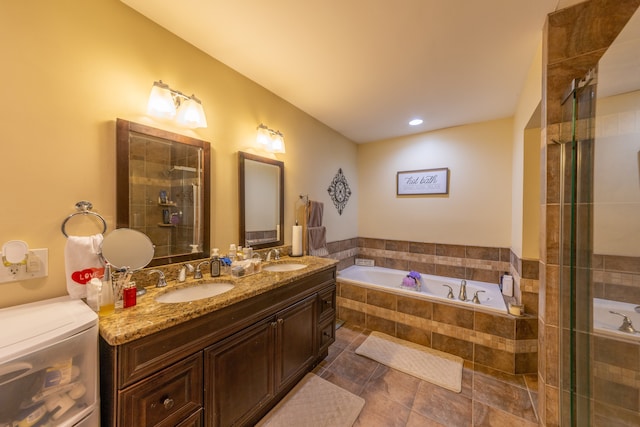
[121,0,578,143]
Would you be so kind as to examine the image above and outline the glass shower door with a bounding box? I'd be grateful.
[589,11,640,423]
[558,70,596,427]
[559,7,640,424]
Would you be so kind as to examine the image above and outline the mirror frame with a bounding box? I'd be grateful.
[116,119,211,266]
[238,152,284,250]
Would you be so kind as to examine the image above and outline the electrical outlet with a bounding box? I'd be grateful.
[0,248,48,283]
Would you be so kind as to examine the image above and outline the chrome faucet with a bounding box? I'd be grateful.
[472,290,485,304]
[610,311,638,333]
[442,285,454,299]
[194,261,210,279]
[178,263,194,282]
[458,279,467,301]
[266,249,280,262]
[147,269,167,288]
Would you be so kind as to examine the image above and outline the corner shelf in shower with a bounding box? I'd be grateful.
[157,223,176,228]
[158,202,177,207]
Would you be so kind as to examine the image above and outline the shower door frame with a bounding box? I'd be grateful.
[558,69,597,427]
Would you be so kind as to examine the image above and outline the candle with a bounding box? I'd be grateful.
[509,303,524,316]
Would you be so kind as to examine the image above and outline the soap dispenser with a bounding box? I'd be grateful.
[210,248,221,277]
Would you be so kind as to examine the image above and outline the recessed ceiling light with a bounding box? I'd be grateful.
[409,119,423,126]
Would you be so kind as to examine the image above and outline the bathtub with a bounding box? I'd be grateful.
[337,265,508,314]
[593,298,640,343]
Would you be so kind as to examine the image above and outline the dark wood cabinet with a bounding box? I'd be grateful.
[275,294,317,392]
[204,316,275,427]
[100,267,336,427]
[205,293,318,427]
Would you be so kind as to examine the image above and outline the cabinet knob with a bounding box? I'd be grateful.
[163,397,175,410]
[277,318,284,325]
[324,300,331,305]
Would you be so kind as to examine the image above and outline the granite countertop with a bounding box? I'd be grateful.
[99,256,337,346]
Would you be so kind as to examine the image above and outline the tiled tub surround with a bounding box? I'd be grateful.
[337,277,538,375]
[593,253,640,306]
[338,265,509,314]
[326,237,540,374]
[357,238,510,284]
[327,237,540,315]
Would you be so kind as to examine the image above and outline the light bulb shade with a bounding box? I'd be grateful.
[270,133,286,153]
[147,82,176,119]
[176,97,208,128]
[256,125,271,147]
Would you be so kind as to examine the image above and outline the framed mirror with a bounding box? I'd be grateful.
[116,119,210,266]
[239,152,284,250]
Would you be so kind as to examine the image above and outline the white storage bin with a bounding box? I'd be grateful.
[0,296,99,426]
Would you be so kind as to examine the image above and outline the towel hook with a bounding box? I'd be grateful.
[61,201,108,238]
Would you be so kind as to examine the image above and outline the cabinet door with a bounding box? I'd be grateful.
[275,294,317,392]
[204,317,275,427]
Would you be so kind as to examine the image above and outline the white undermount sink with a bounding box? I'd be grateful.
[155,282,234,303]
[263,263,307,272]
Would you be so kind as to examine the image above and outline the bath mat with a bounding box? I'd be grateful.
[355,331,463,393]
[256,373,364,427]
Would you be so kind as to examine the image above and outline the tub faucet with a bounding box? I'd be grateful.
[609,311,638,333]
[147,269,167,288]
[194,261,210,279]
[442,285,454,299]
[472,290,485,304]
[458,280,467,301]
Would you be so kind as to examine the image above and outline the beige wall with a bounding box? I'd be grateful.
[594,90,640,256]
[0,0,357,307]
[511,41,543,260]
[357,117,514,247]
[522,127,541,259]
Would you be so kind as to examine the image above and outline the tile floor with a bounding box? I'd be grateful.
[312,323,539,427]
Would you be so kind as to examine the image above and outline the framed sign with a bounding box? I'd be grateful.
[397,168,449,195]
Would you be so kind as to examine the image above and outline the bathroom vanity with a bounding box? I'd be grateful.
[99,257,336,427]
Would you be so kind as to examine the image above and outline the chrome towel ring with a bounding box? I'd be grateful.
[61,201,107,237]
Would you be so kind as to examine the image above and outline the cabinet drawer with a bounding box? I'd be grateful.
[176,408,203,427]
[318,318,335,354]
[318,286,336,321]
[119,352,203,427]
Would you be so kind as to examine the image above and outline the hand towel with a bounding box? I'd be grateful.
[308,226,329,257]
[307,201,324,227]
[64,234,105,299]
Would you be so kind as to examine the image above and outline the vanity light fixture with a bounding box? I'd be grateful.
[256,123,286,153]
[147,80,208,129]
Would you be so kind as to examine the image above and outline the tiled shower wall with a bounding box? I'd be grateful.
[540,1,640,425]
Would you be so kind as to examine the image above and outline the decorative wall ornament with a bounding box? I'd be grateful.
[327,168,351,215]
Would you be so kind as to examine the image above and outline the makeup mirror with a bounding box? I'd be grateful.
[100,228,154,270]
